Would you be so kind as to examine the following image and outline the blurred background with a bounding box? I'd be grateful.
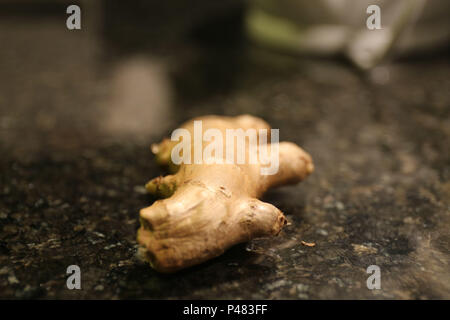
[0,0,449,299]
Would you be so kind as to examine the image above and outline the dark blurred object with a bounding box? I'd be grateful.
[0,1,74,18]
[102,0,244,55]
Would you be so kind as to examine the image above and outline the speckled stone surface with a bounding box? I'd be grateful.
[0,2,449,299]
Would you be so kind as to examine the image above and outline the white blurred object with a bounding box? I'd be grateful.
[246,0,450,69]
[101,56,173,137]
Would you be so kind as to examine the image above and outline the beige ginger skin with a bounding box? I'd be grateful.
[137,115,314,273]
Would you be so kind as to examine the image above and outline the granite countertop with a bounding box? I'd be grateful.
[0,2,449,299]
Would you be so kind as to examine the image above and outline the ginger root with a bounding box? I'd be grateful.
[137,115,313,272]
